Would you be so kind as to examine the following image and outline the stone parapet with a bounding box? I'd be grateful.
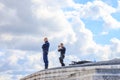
[20,64,120,80]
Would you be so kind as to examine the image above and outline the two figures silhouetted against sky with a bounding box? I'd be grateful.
[42,37,66,69]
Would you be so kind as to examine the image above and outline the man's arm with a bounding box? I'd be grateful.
[42,42,49,51]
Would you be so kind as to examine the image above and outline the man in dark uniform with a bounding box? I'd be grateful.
[58,43,66,66]
[42,37,50,69]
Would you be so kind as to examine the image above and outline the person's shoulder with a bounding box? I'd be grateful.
[47,41,49,43]
[46,41,50,46]
[63,47,66,49]
[47,42,50,44]
[45,41,49,44]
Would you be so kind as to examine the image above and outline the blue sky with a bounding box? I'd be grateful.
[0,0,120,80]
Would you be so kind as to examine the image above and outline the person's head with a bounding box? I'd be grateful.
[60,43,64,47]
[44,37,48,42]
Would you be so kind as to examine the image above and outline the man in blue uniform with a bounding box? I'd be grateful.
[42,37,50,69]
[58,43,66,66]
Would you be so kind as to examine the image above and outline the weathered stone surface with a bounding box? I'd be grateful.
[20,59,120,80]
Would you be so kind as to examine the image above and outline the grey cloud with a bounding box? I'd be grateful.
[0,35,41,51]
[0,0,75,36]
[14,38,41,51]
[0,0,33,20]
[0,0,39,35]
[0,0,76,51]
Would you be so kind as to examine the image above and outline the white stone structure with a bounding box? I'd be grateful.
[20,59,120,80]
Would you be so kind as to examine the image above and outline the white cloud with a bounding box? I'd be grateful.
[110,38,120,55]
[65,13,119,61]
[101,31,109,35]
[0,52,4,56]
[0,0,77,52]
[0,74,12,80]
[32,0,77,43]
[102,12,120,29]
[0,34,13,41]
[117,0,120,11]
[7,50,26,66]
[0,2,19,26]
[71,0,120,30]
[0,0,120,80]
[64,1,120,61]
[0,2,4,10]
[66,55,80,61]
[93,1,120,29]
[31,0,76,9]
[0,70,26,80]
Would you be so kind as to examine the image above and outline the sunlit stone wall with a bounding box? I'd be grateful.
[20,65,120,80]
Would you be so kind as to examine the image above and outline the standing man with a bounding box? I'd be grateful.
[58,43,66,66]
[42,37,50,69]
